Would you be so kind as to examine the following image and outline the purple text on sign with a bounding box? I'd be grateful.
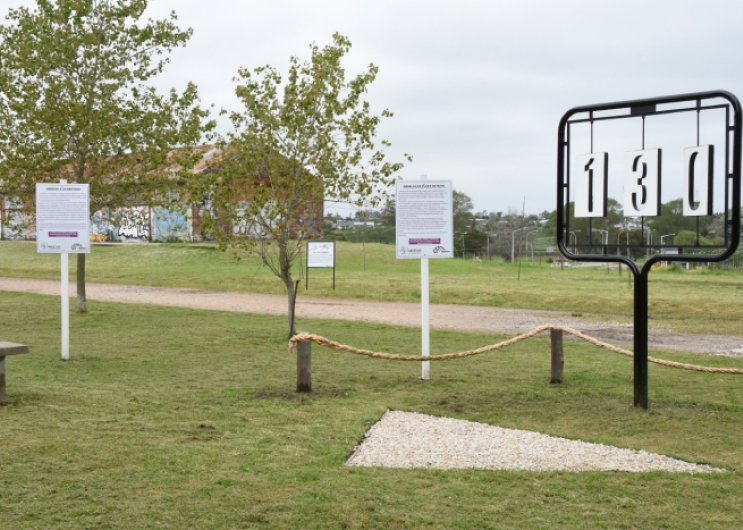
[409,238,440,245]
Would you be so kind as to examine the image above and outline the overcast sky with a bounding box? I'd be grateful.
[4,0,743,217]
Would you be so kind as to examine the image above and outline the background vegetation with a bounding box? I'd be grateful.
[2,240,743,336]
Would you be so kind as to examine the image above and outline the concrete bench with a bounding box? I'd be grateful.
[0,341,29,399]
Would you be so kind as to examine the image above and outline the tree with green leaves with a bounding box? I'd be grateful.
[0,0,213,312]
[549,198,624,246]
[199,33,410,339]
[647,198,700,240]
[452,190,474,235]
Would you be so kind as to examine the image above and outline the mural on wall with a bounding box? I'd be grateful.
[0,196,31,240]
[89,209,114,242]
[152,207,189,242]
[115,207,150,243]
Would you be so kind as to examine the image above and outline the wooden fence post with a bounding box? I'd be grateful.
[297,340,312,393]
[550,328,564,384]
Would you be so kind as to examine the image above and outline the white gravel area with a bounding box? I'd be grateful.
[346,410,724,473]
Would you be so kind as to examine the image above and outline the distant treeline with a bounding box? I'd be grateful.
[324,226,395,244]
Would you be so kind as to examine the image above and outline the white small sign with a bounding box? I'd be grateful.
[396,180,454,259]
[683,145,714,216]
[574,152,608,217]
[36,183,90,253]
[307,241,335,268]
[624,149,661,216]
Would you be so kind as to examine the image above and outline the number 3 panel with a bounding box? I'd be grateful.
[624,149,661,217]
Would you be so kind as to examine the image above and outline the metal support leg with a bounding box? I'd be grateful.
[633,270,649,409]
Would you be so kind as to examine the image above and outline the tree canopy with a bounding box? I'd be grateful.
[452,190,474,235]
[198,33,410,338]
[0,0,213,311]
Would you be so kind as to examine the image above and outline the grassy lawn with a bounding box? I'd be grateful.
[2,240,743,335]
[1,291,743,528]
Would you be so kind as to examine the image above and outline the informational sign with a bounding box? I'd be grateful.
[307,241,335,268]
[306,241,336,290]
[395,180,453,259]
[36,183,90,253]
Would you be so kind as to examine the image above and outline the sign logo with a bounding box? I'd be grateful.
[399,245,422,255]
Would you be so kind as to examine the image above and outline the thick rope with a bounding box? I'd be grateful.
[289,325,743,375]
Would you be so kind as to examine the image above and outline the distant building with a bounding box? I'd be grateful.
[0,145,324,243]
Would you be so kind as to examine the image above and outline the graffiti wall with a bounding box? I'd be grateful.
[0,196,31,240]
[113,207,151,243]
[152,207,189,242]
[2,198,307,244]
[87,206,192,242]
[89,209,115,242]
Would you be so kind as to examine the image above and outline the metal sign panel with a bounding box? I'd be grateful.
[574,152,608,217]
[623,149,661,217]
[395,180,454,259]
[558,90,741,264]
[307,241,335,268]
[36,183,91,254]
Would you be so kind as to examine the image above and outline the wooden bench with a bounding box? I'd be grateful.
[0,341,29,399]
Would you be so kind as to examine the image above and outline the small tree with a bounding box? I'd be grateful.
[199,34,410,339]
[0,0,213,312]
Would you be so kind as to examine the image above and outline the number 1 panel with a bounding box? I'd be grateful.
[574,152,608,218]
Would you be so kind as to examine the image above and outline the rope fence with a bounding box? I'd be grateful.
[289,324,743,375]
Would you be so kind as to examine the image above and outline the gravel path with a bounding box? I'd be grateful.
[347,411,723,473]
[2,276,742,356]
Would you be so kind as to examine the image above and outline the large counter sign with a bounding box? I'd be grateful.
[557,90,741,409]
[36,183,90,254]
[396,180,453,259]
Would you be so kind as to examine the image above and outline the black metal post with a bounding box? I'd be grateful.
[633,268,649,409]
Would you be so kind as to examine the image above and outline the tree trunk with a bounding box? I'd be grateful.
[285,278,300,340]
[278,235,300,340]
[76,253,87,313]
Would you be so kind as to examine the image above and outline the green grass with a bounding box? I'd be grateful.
[2,291,743,528]
[2,240,743,335]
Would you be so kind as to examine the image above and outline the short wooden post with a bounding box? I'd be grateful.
[550,328,564,384]
[0,356,6,400]
[296,340,312,393]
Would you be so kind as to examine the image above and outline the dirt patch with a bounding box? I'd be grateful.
[2,277,742,356]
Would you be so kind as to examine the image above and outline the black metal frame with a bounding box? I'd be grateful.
[557,90,741,409]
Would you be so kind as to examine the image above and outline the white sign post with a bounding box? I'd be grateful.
[36,181,90,361]
[395,180,454,379]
